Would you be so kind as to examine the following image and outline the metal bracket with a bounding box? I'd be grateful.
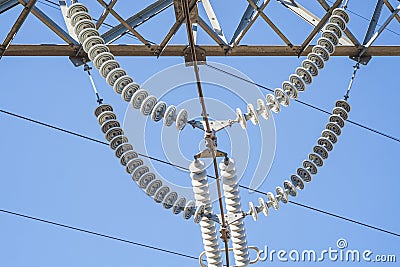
[194,149,227,159]
[188,119,235,132]
[205,120,235,132]
[184,45,206,65]
[219,226,231,241]
[204,213,220,223]
[69,55,89,67]
[188,119,205,131]
[190,118,233,160]
[216,212,246,225]
[194,131,228,159]
[349,54,372,65]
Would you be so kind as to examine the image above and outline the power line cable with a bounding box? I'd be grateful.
[1,108,399,238]
[42,0,58,7]
[204,63,400,143]
[37,0,59,10]
[6,0,396,258]
[8,0,400,240]
[0,109,108,145]
[230,183,400,238]
[288,201,400,237]
[0,209,198,260]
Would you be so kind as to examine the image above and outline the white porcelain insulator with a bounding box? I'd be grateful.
[220,158,250,266]
[189,160,222,267]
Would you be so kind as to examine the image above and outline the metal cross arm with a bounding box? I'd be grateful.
[246,0,292,46]
[0,0,37,59]
[357,2,400,61]
[316,0,360,46]
[296,0,343,56]
[230,0,263,46]
[363,0,384,45]
[3,44,400,57]
[21,0,77,45]
[154,0,198,57]
[101,0,173,43]
[197,16,228,46]
[129,45,400,57]
[230,0,275,47]
[96,0,118,29]
[200,0,227,45]
[277,0,358,50]
[348,0,385,64]
[383,0,400,23]
[97,0,151,46]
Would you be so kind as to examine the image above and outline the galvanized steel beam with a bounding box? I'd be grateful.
[3,44,400,57]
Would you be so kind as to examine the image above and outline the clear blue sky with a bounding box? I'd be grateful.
[0,1,399,266]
